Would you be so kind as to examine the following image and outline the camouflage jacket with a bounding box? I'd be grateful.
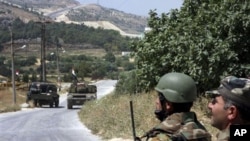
[216,128,229,141]
[142,112,211,141]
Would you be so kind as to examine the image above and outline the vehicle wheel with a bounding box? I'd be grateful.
[37,102,42,107]
[49,102,53,108]
[55,99,59,107]
[34,100,38,107]
[67,102,72,109]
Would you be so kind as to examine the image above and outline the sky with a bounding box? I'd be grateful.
[76,0,183,16]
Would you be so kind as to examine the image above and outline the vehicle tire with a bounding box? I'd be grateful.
[67,102,72,109]
[37,102,42,107]
[55,99,59,107]
[49,102,53,108]
[34,100,38,107]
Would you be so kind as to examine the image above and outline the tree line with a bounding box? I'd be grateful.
[0,18,134,52]
[0,17,136,82]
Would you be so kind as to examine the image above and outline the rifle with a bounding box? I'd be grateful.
[130,100,141,141]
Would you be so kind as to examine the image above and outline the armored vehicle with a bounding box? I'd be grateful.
[26,82,60,108]
[67,82,97,109]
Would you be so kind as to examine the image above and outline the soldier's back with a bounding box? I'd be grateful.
[144,112,211,141]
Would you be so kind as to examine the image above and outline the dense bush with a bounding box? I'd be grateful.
[115,70,141,95]
[131,0,250,92]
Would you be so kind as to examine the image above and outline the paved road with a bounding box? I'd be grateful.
[0,80,117,141]
[45,5,76,19]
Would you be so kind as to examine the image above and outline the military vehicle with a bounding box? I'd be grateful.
[67,82,97,109]
[26,82,60,108]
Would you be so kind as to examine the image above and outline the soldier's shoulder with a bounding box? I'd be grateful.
[147,133,172,141]
[155,114,183,133]
[178,122,211,141]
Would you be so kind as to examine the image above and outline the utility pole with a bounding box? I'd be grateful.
[56,40,60,90]
[6,22,26,105]
[36,20,51,82]
[2,19,25,105]
[41,22,46,82]
[9,24,16,105]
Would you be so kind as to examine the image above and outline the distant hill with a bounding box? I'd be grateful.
[0,1,41,22]
[0,0,148,36]
[65,4,147,34]
[2,0,79,12]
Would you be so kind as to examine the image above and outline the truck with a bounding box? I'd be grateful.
[67,82,97,109]
[26,82,60,108]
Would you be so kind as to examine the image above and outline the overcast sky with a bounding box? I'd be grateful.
[76,0,183,16]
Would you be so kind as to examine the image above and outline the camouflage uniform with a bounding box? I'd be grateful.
[142,112,211,141]
[140,73,211,141]
[206,76,250,141]
[216,128,229,141]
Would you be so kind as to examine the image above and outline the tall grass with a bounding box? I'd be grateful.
[0,87,26,113]
[79,92,219,141]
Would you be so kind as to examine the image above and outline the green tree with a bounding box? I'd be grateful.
[31,72,37,82]
[115,70,140,95]
[104,51,116,63]
[22,73,29,83]
[131,0,250,92]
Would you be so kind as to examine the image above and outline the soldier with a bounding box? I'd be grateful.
[207,76,250,141]
[138,72,211,141]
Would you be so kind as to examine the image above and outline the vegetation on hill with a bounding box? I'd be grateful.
[3,1,250,140]
[0,16,136,81]
[2,1,147,35]
[0,18,133,50]
[0,2,41,22]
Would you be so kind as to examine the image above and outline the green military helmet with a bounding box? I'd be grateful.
[155,72,197,103]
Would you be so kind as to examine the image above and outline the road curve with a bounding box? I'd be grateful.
[0,80,117,141]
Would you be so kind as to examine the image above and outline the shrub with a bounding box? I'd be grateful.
[115,70,141,95]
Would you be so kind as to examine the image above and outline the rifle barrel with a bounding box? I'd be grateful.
[130,100,136,141]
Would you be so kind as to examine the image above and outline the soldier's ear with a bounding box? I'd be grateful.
[166,102,173,111]
[227,105,238,120]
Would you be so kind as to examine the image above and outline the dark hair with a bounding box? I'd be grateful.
[223,96,250,122]
[172,102,193,112]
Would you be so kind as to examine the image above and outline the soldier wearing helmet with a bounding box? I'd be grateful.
[207,76,250,141]
[138,72,211,141]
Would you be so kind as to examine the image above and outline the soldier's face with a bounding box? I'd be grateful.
[208,95,229,130]
[154,96,173,121]
[155,97,172,111]
[155,97,162,111]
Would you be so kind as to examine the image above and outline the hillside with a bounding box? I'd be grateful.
[65,4,147,34]
[2,0,79,12]
[0,1,41,23]
[0,0,148,36]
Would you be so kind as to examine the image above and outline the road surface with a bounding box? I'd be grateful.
[0,80,117,141]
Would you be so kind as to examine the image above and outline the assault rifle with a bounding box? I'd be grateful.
[130,100,141,141]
